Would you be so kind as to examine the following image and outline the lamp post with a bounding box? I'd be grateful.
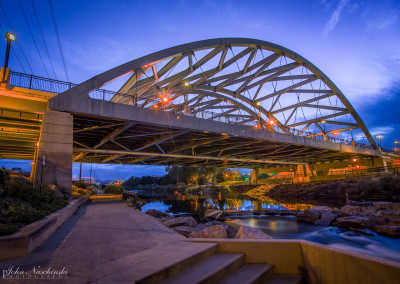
[376,135,383,149]
[2,32,15,82]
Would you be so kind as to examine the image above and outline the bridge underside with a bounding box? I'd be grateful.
[72,112,378,169]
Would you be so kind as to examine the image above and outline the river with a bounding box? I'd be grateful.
[138,189,400,263]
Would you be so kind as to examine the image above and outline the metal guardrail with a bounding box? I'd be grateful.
[8,71,394,153]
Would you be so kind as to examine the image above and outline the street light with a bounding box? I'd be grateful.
[376,135,383,148]
[3,32,16,82]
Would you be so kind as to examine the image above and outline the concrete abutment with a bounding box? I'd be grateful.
[31,110,73,197]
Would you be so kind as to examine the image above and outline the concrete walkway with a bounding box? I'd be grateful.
[0,199,210,283]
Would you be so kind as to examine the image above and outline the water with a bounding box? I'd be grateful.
[138,190,400,263]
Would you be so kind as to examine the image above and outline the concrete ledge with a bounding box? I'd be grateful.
[0,196,89,261]
[186,239,400,284]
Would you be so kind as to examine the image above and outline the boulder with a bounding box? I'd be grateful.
[336,216,368,228]
[163,216,197,228]
[373,202,400,211]
[204,209,218,216]
[189,225,227,238]
[296,209,320,223]
[340,205,376,216]
[311,206,333,213]
[314,212,337,226]
[235,226,273,239]
[173,226,199,237]
[146,209,171,218]
[388,219,400,225]
[159,216,175,222]
[204,209,224,221]
[373,225,400,236]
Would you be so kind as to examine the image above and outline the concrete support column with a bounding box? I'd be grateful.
[32,110,73,198]
[251,168,260,185]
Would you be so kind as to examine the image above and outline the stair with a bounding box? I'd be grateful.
[161,253,245,284]
[137,243,303,284]
[219,264,274,284]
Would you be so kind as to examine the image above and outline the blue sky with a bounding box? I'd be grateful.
[0,0,399,180]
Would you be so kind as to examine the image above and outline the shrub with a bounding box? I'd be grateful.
[73,180,87,189]
[104,184,123,194]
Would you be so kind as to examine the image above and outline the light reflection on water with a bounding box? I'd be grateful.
[139,191,400,263]
[226,216,400,263]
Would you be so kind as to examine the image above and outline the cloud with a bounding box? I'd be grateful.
[366,10,398,31]
[369,126,395,137]
[322,0,350,38]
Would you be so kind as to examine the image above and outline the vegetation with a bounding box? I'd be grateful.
[123,166,250,190]
[0,168,69,236]
[72,180,98,197]
[104,184,123,194]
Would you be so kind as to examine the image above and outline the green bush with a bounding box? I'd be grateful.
[73,180,88,189]
[104,184,123,194]
[0,224,19,236]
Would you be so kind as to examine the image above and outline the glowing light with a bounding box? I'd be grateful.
[163,97,168,103]
[30,161,34,166]
[333,131,338,136]
[5,32,15,41]
[225,174,229,177]
[254,125,258,129]
[36,142,40,147]
[356,165,360,169]
[154,104,158,109]
[321,120,326,124]
[376,135,383,139]
[256,102,260,106]
[269,120,275,125]
[352,158,358,162]
[395,141,398,144]
[184,82,190,87]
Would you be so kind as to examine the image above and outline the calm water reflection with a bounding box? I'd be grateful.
[138,189,400,263]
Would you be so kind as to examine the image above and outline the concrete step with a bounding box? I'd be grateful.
[137,242,218,283]
[266,275,303,284]
[220,264,274,284]
[161,253,245,284]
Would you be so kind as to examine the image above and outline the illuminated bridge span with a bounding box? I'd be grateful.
[0,38,398,194]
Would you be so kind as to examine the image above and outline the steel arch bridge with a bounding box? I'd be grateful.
[49,38,381,168]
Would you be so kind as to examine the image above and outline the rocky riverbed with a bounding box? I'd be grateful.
[296,201,400,237]
[146,208,273,239]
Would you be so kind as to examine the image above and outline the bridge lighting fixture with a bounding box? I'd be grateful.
[321,120,326,124]
[162,97,169,103]
[256,102,261,106]
[376,135,383,139]
[153,104,158,109]
[352,158,357,162]
[5,32,15,41]
[36,142,40,147]
[333,131,338,136]
[395,141,398,144]
[268,120,275,125]
[184,82,190,87]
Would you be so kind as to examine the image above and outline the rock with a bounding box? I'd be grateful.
[146,209,171,218]
[204,209,218,216]
[373,202,400,211]
[311,206,333,213]
[235,226,273,239]
[204,210,224,221]
[189,225,227,238]
[279,210,292,216]
[314,212,337,226]
[173,226,198,237]
[388,219,400,225]
[297,209,320,223]
[163,216,197,228]
[336,216,368,228]
[373,225,400,236]
[365,216,388,227]
[159,216,175,222]
[376,210,400,217]
[340,205,376,216]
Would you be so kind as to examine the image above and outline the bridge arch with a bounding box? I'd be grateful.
[55,38,376,149]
